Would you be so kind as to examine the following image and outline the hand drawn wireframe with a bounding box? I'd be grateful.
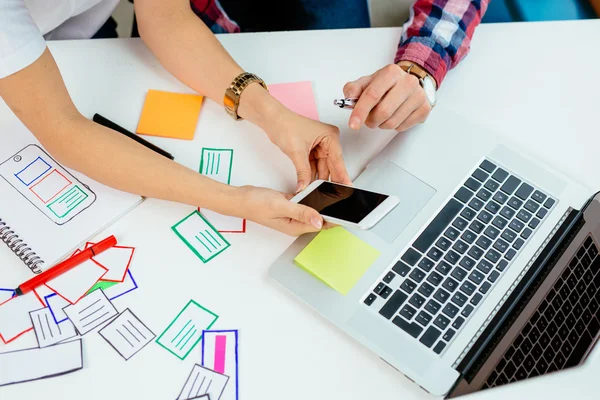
[177,364,229,400]
[99,308,155,361]
[199,148,234,185]
[202,329,239,400]
[0,291,45,344]
[29,307,77,348]
[172,210,231,263]
[62,289,118,335]
[87,269,138,300]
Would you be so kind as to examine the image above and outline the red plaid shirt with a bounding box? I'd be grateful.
[190,0,489,86]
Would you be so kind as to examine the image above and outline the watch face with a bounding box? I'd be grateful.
[422,76,437,107]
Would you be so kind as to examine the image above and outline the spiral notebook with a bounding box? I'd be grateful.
[0,138,143,275]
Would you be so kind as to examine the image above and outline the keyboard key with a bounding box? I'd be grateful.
[460,256,476,270]
[443,329,456,341]
[401,279,417,294]
[452,267,468,281]
[409,268,426,283]
[525,200,540,213]
[501,176,521,195]
[469,271,485,285]
[434,288,451,303]
[434,314,450,330]
[477,260,493,274]
[484,226,500,240]
[383,271,396,284]
[418,282,435,297]
[521,228,533,239]
[469,220,485,234]
[453,316,465,329]
[392,261,411,277]
[480,281,492,294]
[486,201,501,214]
[462,304,475,317]
[480,160,497,173]
[484,180,500,192]
[497,259,509,271]
[401,248,421,266]
[477,210,493,224]
[444,227,460,241]
[413,198,463,253]
[420,326,441,347]
[468,246,484,260]
[500,206,516,219]
[505,249,517,261]
[544,198,555,209]
[428,272,443,286]
[493,191,509,204]
[444,250,460,265]
[537,208,548,219]
[476,189,492,202]
[453,240,469,255]
[379,290,408,319]
[529,218,540,229]
[436,261,452,275]
[433,341,447,354]
[400,304,417,320]
[508,197,524,210]
[428,247,443,261]
[416,311,433,327]
[460,208,477,221]
[375,282,386,294]
[465,178,481,191]
[425,300,442,315]
[418,258,435,272]
[510,219,525,233]
[409,294,425,308]
[461,231,477,245]
[364,293,377,306]
[392,316,423,338]
[494,239,509,253]
[517,209,532,223]
[515,183,534,200]
[492,168,509,183]
[489,270,500,282]
[381,286,393,298]
[502,229,517,243]
[492,216,508,230]
[471,292,483,305]
[469,198,485,212]
[443,303,459,318]
[435,237,451,251]
[452,217,468,231]
[532,190,547,203]
[472,168,489,182]
[455,187,474,204]
[476,236,492,250]
[452,292,468,307]
[443,277,459,292]
[485,249,501,264]
[460,281,476,296]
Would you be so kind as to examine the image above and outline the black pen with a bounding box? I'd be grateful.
[93,113,175,160]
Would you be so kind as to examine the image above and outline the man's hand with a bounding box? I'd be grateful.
[263,109,352,193]
[343,64,432,132]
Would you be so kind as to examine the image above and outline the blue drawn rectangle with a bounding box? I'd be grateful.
[105,269,138,301]
[201,329,239,400]
[14,156,51,186]
[44,293,69,325]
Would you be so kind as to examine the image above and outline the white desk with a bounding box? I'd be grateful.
[1,19,600,400]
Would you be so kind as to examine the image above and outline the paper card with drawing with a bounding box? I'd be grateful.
[172,210,231,263]
[202,330,239,400]
[86,242,135,282]
[88,269,139,301]
[177,364,229,400]
[0,292,45,344]
[62,289,118,335]
[0,339,83,387]
[99,309,155,361]
[30,307,77,348]
[156,299,218,360]
[199,209,246,234]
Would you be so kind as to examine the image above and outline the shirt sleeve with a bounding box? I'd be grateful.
[394,0,490,87]
[0,0,47,79]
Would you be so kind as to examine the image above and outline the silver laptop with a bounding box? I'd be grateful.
[269,107,600,397]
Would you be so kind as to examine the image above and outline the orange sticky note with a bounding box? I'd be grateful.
[136,90,204,140]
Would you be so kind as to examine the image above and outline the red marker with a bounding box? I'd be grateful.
[14,235,117,296]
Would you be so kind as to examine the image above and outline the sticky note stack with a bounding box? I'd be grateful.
[294,227,380,295]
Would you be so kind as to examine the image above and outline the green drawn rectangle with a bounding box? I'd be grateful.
[155,299,219,360]
[46,185,88,218]
[171,210,231,263]
[199,148,234,185]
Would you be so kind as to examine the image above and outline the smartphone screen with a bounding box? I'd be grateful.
[298,182,389,223]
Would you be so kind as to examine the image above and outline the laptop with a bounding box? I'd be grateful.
[269,107,600,397]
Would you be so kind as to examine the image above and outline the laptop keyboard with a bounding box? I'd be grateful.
[363,159,556,355]
[483,236,600,388]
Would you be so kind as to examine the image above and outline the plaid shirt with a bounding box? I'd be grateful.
[190,0,488,86]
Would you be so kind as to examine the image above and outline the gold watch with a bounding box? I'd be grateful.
[398,61,437,108]
[224,72,268,120]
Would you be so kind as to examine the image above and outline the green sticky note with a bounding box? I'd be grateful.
[294,227,380,295]
[87,280,119,295]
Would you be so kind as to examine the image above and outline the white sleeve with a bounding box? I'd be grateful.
[0,0,47,79]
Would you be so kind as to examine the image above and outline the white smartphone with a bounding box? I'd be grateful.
[290,180,399,230]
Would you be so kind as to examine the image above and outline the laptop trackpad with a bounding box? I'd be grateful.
[355,161,436,244]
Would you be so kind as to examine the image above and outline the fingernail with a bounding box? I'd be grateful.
[295,182,305,194]
[350,117,360,130]
[311,217,323,230]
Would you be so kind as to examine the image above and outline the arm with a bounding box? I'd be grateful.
[343,0,488,132]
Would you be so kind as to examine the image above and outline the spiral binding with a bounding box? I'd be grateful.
[0,218,44,274]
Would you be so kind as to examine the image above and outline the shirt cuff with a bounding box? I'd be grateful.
[0,33,46,79]
[394,37,449,88]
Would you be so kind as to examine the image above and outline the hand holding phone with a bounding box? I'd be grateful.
[290,180,399,230]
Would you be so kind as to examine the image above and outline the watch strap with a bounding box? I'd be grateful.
[224,72,268,120]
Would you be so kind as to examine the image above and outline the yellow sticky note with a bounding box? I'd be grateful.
[294,227,380,295]
[136,90,204,140]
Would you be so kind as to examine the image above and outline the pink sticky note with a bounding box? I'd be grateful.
[269,81,319,120]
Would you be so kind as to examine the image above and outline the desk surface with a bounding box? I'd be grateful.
[1,19,600,400]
